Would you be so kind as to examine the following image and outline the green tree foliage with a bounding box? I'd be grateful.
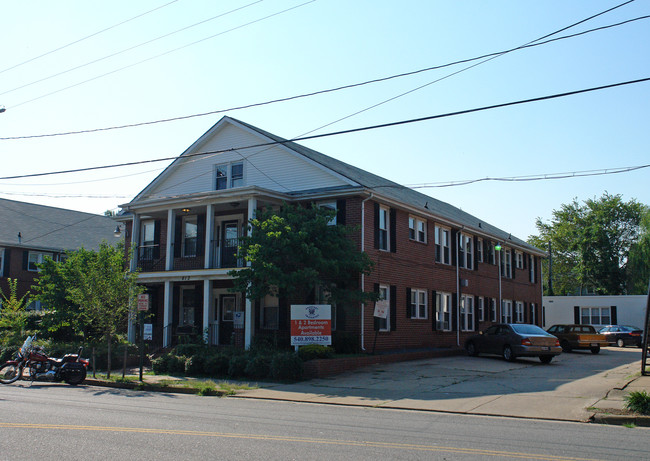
[229,203,376,306]
[627,209,650,294]
[34,242,142,376]
[529,193,647,295]
[0,278,31,344]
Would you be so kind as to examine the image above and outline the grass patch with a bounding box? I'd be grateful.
[217,381,256,395]
[623,422,636,429]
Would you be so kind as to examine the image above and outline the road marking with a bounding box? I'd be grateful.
[0,422,603,460]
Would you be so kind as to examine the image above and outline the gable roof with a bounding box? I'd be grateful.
[0,198,117,251]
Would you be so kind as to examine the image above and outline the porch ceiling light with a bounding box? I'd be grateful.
[181,208,191,213]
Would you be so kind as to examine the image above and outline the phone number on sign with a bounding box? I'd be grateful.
[291,336,331,344]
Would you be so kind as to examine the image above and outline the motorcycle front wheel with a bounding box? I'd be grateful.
[0,363,23,384]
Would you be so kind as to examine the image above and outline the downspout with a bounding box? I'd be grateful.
[360,193,374,352]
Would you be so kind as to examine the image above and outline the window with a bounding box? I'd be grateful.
[377,285,390,331]
[261,293,279,330]
[486,241,495,265]
[478,297,485,322]
[436,292,452,331]
[182,215,198,257]
[581,307,611,326]
[530,303,536,324]
[529,255,535,283]
[458,233,473,269]
[215,162,244,190]
[460,295,474,331]
[501,299,513,323]
[500,248,512,278]
[180,287,196,326]
[316,285,336,331]
[408,216,426,243]
[318,202,337,225]
[409,289,427,319]
[434,226,450,264]
[0,248,4,277]
[27,300,42,311]
[515,251,524,269]
[27,251,53,272]
[378,206,389,251]
[477,238,483,263]
[515,301,524,323]
[140,220,155,260]
[490,298,497,322]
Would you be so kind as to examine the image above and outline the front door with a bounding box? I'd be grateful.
[220,221,239,267]
[218,294,238,345]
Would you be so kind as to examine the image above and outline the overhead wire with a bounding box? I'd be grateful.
[0,0,179,76]
[1,12,648,140]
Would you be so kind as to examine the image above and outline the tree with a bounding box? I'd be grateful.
[627,208,650,294]
[0,278,31,344]
[229,203,376,309]
[528,193,647,295]
[34,242,142,377]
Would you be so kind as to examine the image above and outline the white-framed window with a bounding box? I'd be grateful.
[140,220,155,260]
[377,285,390,331]
[27,300,42,311]
[408,216,426,243]
[477,238,483,263]
[436,292,452,331]
[182,215,198,257]
[530,303,536,325]
[27,251,53,272]
[500,248,512,278]
[501,299,513,323]
[515,251,524,269]
[0,247,4,277]
[487,241,496,265]
[378,206,389,251]
[515,301,524,323]
[581,307,611,326]
[318,201,337,225]
[458,233,473,270]
[215,162,244,190]
[490,298,497,322]
[529,255,535,283]
[409,289,427,319]
[478,297,485,322]
[460,294,474,331]
[180,286,196,326]
[434,225,451,264]
[261,293,279,330]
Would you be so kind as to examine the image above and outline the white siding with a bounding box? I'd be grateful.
[143,123,351,199]
[543,295,647,329]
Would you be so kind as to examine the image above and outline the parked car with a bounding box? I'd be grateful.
[465,324,562,364]
[546,324,609,354]
[598,325,643,348]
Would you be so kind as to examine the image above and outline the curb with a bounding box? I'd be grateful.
[591,413,650,427]
[83,378,227,396]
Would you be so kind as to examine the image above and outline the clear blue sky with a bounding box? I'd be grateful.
[1,0,648,241]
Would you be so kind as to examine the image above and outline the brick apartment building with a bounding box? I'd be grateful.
[0,199,117,308]
[117,116,544,352]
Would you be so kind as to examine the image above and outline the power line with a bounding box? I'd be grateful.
[2,13,647,141]
[0,0,179,76]
[0,76,648,182]
[0,0,264,97]
[7,0,316,111]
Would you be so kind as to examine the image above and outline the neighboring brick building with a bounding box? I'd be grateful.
[118,116,544,352]
[0,199,117,307]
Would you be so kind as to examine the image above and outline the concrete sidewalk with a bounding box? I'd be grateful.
[233,348,650,425]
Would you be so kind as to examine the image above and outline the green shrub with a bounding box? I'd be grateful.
[332,331,359,354]
[228,354,249,378]
[174,344,205,357]
[244,354,271,379]
[203,354,230,377]
[167,355,187,375]
[151,355,169,374]
[0,345,19,362]
[270,352,303,381]
[185,355,206,376]
[298,345,334,361]
[625,390,650,415]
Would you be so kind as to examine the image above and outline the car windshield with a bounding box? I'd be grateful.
[511,324,549,335]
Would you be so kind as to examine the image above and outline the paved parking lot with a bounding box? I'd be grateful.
[236,347,647,422]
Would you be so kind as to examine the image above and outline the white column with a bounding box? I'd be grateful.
[166,209,174,271]
[204,204,213,269]
[163,280,172,347]
[203,279,210,344]
[244,198,257,349]
[130,214,140,272]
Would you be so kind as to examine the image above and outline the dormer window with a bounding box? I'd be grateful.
[215,162,244,190]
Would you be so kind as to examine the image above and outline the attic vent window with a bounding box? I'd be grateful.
[215,162,244,190]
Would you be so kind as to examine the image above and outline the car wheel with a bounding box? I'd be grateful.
[539,355,553,364]
[560,340,572,352]
[617,339,625,348]
[502,345,516,362]
[590,346,600,354]
[466,341,478,357]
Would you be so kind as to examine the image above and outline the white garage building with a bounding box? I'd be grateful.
[542,295,648,330]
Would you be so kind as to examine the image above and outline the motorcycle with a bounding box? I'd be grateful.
[0,335,89,386]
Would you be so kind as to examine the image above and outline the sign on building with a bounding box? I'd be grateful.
[137,294,150,311]
[290,305,332,346]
